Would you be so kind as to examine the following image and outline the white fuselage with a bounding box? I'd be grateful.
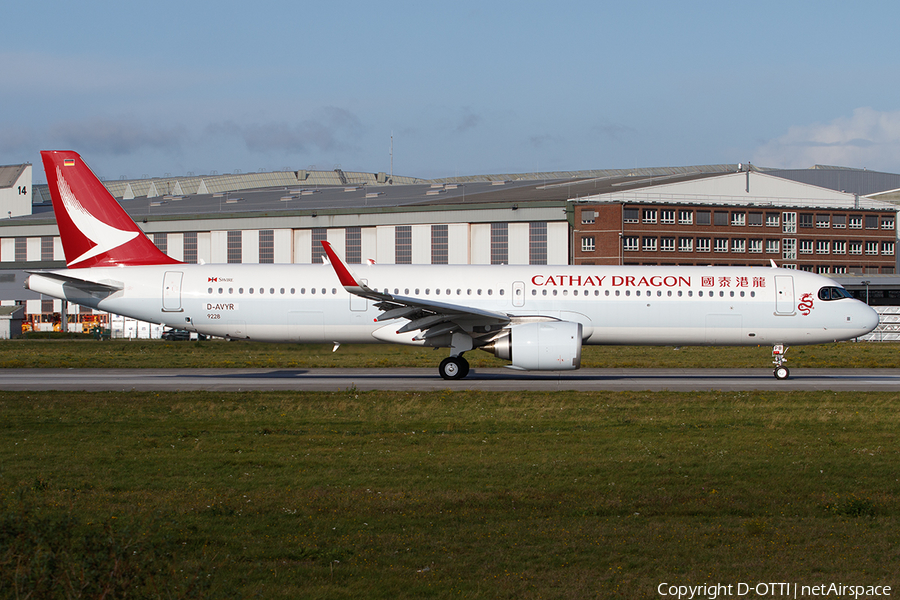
[27,263,879,347]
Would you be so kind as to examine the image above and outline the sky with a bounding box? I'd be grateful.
[4,0,900,183]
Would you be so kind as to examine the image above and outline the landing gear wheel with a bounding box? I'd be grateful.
[774,366,790,380]
[439,356,469,380]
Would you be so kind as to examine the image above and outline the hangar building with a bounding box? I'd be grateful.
[1,160,898,338]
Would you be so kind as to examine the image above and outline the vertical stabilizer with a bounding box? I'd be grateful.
[41,151,180,268]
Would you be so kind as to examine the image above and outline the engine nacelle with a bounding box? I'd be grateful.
[483,321,582,371]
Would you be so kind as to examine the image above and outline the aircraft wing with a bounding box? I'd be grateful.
[27,271,123,294]
[321,241,509,340]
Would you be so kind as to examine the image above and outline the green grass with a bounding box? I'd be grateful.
[2,390,899,598]
[0,339,897,369]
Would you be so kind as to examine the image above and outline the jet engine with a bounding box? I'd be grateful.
[482,321,582,370]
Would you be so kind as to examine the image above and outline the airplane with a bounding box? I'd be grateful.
[26,150,880,380]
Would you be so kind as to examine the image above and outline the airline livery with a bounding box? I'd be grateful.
[27,151,880,380]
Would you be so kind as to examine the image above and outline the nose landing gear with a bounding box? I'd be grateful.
[772,344,790,380]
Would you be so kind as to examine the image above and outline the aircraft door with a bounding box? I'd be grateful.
[162,271,183,312]
[774,275,794,315]
[512,281,525,307]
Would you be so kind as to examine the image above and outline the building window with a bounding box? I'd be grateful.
[815,215,830,228]
[849,215,862,229]
[312,228,327,263]
[623,208,639,223]
[766,213,780,227]
[642,237,657,252]
[642,209,657,224]
[816,240,830,254]
[866,241,879,255]
[581,236,595,252]
[581,210,595,225]
[182,232,197,263]
[832,214,846,228]
[782,238,797,260]
[226,231,242,263]
[799,239,814,254]
[865,215,879,229]
[714,211,728,226]
[882,241,895,256]
[41,236,54,261]
[799,213,813,228]
[431,224,448,264]
[152,233,167,255]
[817,266,831,274]
[731,212,746,226]
[782,213,797,234]
[765,239,780,254]
[678,210,693,225]
[849,241,862,255]
[660,237,675,252]
[697,211,711,226]
[833,266,847,274]
[832,240,846,254]
[660,210,675,224]
[748,212,763,226]
[882,216,895,230]
[345,227,361,264]
[490,222,508,265]
[259,229,274,264]
[623,236,639,252]
[696,237,711,252]
[678,237,693,252]
[714,238,729,252]
[748,239,763,253]
[395,226,412,264]
[529,222,547,265]
[15,237,27,262]
[731,239,746,253]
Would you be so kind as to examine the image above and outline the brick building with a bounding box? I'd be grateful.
[573,169,897,275]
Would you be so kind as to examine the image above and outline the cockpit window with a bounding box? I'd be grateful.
[818,286,853,301]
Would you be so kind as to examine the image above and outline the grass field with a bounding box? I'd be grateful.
[0,338,898,369]
[2,389,899,598]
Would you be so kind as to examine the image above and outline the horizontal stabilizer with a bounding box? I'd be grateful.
[26,270,123,294]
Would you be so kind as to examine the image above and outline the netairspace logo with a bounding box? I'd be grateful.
[657,582,892,599]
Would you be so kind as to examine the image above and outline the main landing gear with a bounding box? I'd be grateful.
[439,355,470,380]
[772,344,789,380]
[438,332,475,380]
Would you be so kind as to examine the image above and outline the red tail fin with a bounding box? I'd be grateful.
[41,150,180,268]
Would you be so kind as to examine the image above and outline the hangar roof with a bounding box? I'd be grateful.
[0,164,27,189]
[20,168,736,225]
[10,164,897,230]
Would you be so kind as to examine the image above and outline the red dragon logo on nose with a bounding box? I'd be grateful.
[798,293,814,316]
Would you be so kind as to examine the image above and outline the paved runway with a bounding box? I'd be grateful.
[2,368,900,392]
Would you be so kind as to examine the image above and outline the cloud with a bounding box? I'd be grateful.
[528,134,563,148]
[454,109,482,134]
[589,123,636,142]
[208,107,364,154]
[50,117,187,155]
[753,107,900,170]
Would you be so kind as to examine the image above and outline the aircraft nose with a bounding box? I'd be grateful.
[854,301,880,335]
